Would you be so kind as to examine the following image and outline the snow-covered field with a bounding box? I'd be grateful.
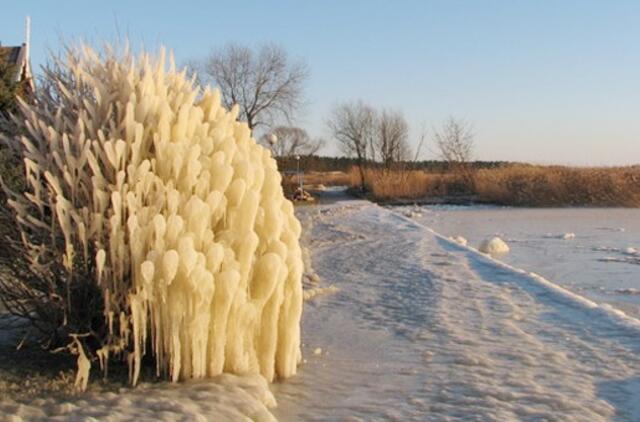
[3,195,640,420]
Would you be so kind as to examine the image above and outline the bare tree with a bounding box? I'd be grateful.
[262,126,325,157]
[375,109,410,169]
[433,117,475,192]
[434,117,474,166]
[199,43,308,130]
[326,101,376,191]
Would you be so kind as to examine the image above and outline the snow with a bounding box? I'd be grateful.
[624,247,639,256]
[479,236,510,255]
[273,197,640,420]
[0,374,277,421]
[4,193,640,419]
[302,285,340,301]
[413,205,640,318]
[449,235,468,246]
[544,232,576,239]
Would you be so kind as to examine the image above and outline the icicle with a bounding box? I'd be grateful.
[4,43,304,391]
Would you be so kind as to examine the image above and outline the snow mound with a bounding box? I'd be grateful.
[303,285,340,301]
[449,236,468,246]
[479,237,510,255]
[544,233,575,240]
[402,210,423,219]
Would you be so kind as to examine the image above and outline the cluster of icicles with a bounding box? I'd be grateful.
[8,45,303,388]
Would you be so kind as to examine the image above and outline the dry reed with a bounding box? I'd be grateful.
[344,164,640,206]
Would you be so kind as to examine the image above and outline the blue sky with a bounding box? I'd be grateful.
[3,0,640,165]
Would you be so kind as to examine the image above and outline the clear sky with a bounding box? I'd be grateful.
[3,0,640,165]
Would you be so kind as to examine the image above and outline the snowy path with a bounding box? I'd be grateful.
[273,199,640,421]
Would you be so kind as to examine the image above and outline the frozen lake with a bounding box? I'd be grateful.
[402,206,640,318]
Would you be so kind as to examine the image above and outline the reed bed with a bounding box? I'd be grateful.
[345,164,640,207]
[474,165,640,207]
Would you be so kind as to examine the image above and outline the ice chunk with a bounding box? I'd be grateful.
[479,237,510,255]
[450,236,468,246]
[544,232,575,240]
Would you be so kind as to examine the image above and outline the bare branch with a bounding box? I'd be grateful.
[200,43,309,130]
[433,116,474,165]
[326,101,376,190]
[261,126,325,157]
[374,109,410,169]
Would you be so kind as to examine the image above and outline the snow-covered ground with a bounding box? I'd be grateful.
[3,195,640,420]
[0,374,277,421]
[0,317,278,421]
[274,197,640,420]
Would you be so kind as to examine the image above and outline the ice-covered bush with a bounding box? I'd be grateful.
[0,45,303,389]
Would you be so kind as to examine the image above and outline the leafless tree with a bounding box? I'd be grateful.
[374,109,410,169]
[434,116,474,166]
[326,101,376,191]
[262,126,325,157]
[433,117,476,192]
[198,43,308,130]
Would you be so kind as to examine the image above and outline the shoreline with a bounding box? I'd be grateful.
[335,186,640,208]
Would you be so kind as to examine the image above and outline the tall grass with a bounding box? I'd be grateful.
[346,164,640,207]
[474,165,640,207]
[348,167,461,200]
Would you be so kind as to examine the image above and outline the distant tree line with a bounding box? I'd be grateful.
[276,155,509,174]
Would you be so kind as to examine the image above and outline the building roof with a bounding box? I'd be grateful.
[0,46,23,65]
[0,45,25,76]
[0,44,33,88]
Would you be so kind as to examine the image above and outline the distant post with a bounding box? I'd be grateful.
[267,133,278,156]
[296,155,302,191]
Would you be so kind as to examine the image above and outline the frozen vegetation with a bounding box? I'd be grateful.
[1,44,303,397]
